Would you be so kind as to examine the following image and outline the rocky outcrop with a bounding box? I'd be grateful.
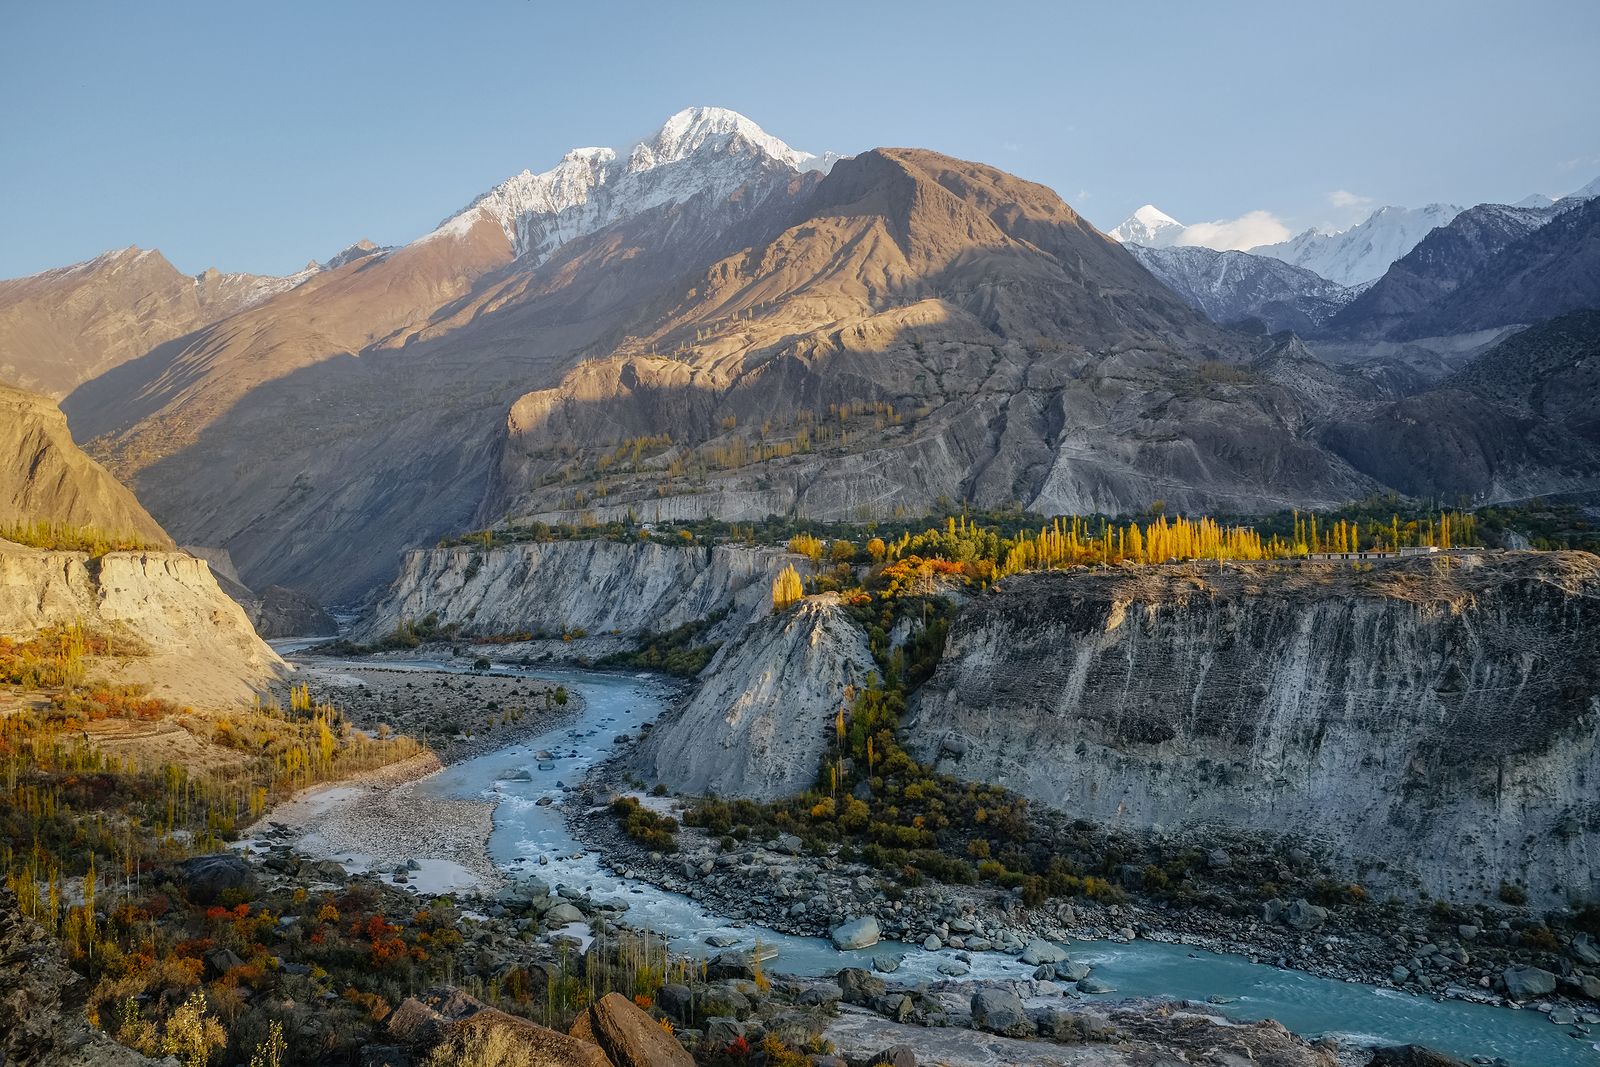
[0,384,172,546]
[632,595,877,800]
[0,540,283,706]
[355,540,792,644]
[0,885,166,1067]
[185,546,337,637]
[909,552,1600,901]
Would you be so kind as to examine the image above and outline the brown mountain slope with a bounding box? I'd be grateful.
[0,383,172,545]
[486,149,1379,526]
[66,171,818,601]
[0,247,301,398]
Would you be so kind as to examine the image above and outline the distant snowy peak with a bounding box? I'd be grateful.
[1251,203,1463,287]
[1570,174,1600,200]
[428,107,835,263]
[1109,204,1184,247]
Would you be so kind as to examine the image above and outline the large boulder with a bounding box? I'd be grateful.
[571,992,692,1067]
[705,950,756,981]
[1502,964,1557,999]
[1019,938,1067,965]
[837,967,888,1007]
[176,853,257,905]
[831,915,881,950]
[1269,898,1328,931]
[970,987,1031,1038]
[438,1009,611,1067]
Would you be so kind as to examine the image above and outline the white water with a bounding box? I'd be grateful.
[307,655,1600,1066]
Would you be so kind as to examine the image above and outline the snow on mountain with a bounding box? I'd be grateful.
[1251,203,1463,287]
[1108,204,1184,247]
[1128,244,1354,333]
[426,107,836,263]
[1569,174,1600,200]
[1515,193,1557,209]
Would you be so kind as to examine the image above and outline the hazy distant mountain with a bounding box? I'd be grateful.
[1398,195,1600,338]
[1108,204,1184,247]
[1127,244,1354,333]
[0,248,313,397]
[1251,204,1463,287]
[1327,202,1569,339]
[1323,310,1600,499]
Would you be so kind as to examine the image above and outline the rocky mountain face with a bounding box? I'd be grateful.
[64,111,825,603]
[485,147,1384,529]
[1252,203,1463,287]
[354,539,792,644]
[1326,203,1568,340]
[0,383,172,546]
[1321,311,1600,499]
[1396,194,1600,338]
[907,552,1600,901]
[1127,245,1354,333]
[631,594,876,800]
[0,246,307,398]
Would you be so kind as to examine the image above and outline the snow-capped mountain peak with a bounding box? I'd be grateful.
[425,107,834,263]
[1251,202,1463,287]
[1109,204,1184,246]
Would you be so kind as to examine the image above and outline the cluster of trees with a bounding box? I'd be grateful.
[0,520,162,555]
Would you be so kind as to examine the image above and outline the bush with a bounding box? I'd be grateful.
[1499,882,1529,906]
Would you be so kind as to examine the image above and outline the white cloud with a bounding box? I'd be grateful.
[1173,210,1291,251]
[1328,189,1373,209]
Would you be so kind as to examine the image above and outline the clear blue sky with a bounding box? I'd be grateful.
[4,0,1598,276]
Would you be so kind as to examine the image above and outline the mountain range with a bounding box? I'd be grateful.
[2,107,1598,606]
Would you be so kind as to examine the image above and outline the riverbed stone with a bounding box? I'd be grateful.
[177,853,257,905]
[922,934,942,951]
[936,959,969,977]
[1503,964,1557,999]
[970,987,1031,1038]
[831,915,881,950]
[837,967,886,1006]
[544,902,585,925]
[1076,976,1117,994]
[706,951,755,981]
[1055,960,1091,982]
[866,1043,917,1067]
[1572,933,1600,966]
[1019,938,1067,965]
[578,992,695,1067]
[657,983,693,1025]
[871,953,901,974]
[1282,899,1329,931]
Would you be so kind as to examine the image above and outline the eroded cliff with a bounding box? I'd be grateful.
[0,541,283,706]
[355,539,793,644]
[632,594,877,800]
[908,552,1600,901]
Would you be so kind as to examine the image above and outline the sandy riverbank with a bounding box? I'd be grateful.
[247,661,586,896]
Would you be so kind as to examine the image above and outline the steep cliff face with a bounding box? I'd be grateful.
[355,540,793,643]
[909,553,1600,901]
[0,541,283,706]
[632,595,876,800]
